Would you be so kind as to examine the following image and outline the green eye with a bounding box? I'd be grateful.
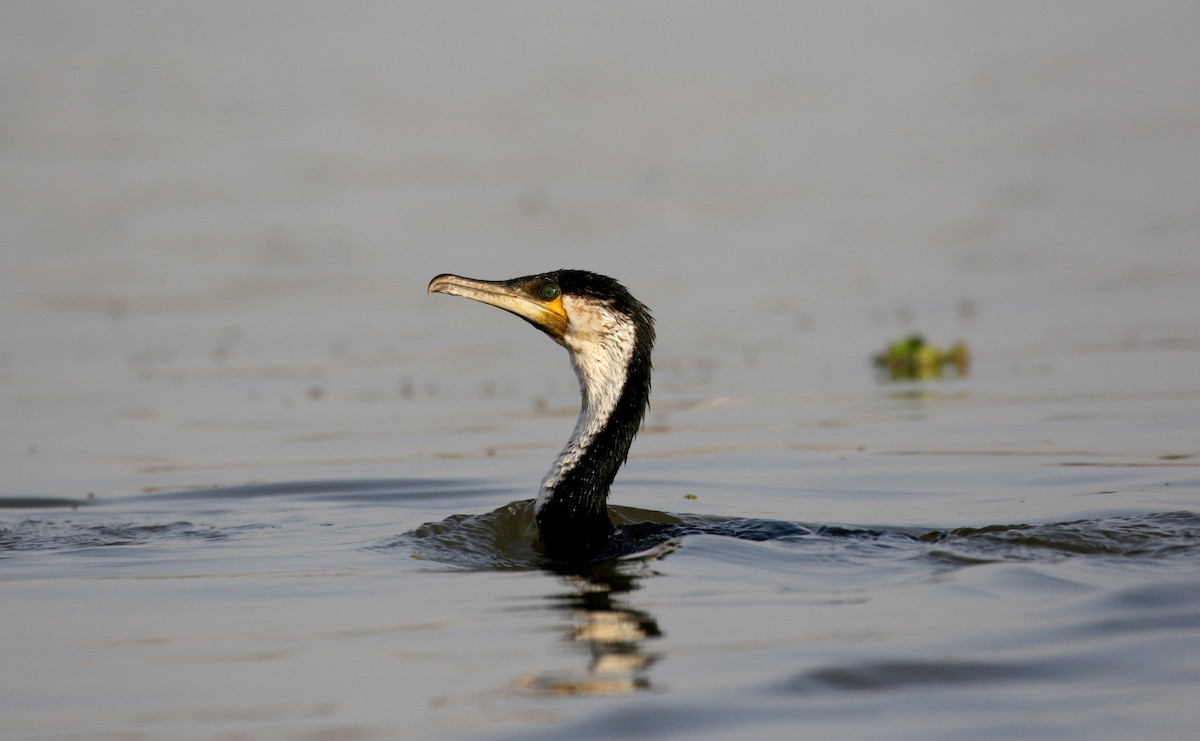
[540,283,561,301]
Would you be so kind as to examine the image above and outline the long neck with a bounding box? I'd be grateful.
[534,323,653,557]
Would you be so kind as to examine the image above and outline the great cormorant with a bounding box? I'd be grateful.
[428,270,654,560]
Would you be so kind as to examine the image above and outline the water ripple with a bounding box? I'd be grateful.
[392,504,1200,571]
[0,520,259,553]
[782,659,1042,693]
[924,511,1200,561]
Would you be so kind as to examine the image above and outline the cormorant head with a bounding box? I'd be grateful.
[427,270,654,362]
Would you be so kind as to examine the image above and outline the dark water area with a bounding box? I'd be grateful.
[4,2,1200,739]
[4,480,1200,739]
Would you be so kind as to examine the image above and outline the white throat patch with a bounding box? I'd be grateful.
[535,294,636,512]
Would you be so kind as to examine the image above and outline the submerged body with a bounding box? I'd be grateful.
[429,270,654,560]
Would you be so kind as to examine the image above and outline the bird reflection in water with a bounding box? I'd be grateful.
[515,560,665,696]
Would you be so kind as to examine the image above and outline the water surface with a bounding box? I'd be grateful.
[3,3,1200,739]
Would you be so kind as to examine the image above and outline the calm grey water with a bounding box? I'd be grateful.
[3,3,1200,739]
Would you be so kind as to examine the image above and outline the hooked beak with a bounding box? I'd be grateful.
[428,273,568,341]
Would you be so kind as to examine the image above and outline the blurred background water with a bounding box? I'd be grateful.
[2,2,1199,739]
